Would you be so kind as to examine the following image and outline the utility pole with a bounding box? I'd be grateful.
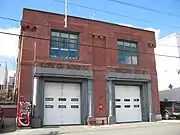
[64,0,68,28]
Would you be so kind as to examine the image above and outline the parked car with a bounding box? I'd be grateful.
[0,107,4,128]
[160,101,180,120]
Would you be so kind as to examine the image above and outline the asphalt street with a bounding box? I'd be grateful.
[1,120,180,135]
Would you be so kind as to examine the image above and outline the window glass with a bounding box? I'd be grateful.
[132,56,138,65]
[134,105,140,108]
[70,34,78,39]
[58,105,66,108]
[61,38,69,49]
[58,38,64,48]
[118,41,124,46]
[69,51,78,59]
[69,39,78,50]
[131,43,137,48]
[115,99,121,102]
[45,98,54,101]
[51,37,60,48]
[118,45,124,50]
[61,33,68,38]
[124,99,130,102]
[51,31,59,37]
[58,98,66,101]
[60,50,69,59]
[118,40,138,65]
[116,105,121,108]
[71,98,79,101]
[69,43,77,50]
[124,42,130,47]
[71,105,79,108]
[45,105,53,108]
[119,51,126,64]
[69,39,77,44]
[50,49,59,58]
[50,31,78,59]
[124,105,130,108]
[133,99,140,102]
[126,55,132,64]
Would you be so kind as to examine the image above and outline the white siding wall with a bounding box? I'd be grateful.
[155,33,180,91]
[0,62,8,86]
[177,34,180,56]
[8,76,15,86]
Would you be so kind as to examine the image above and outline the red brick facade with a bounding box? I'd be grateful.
[16,8,160,117]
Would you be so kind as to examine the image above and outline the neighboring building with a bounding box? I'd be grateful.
[155,33,180,91]
[159,87,180,102]
[16,8,160,128]
[0,62,8,90]
[8,75,15,91]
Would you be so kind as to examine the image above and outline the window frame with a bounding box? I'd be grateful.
[117,39,139,65]
[50,29,80,59]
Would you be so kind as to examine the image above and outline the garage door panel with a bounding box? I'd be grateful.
[115,85,142,123]
[44,104,61,125]
[63,83,80,91]
[44,82,81,125]
[66,104,81,124]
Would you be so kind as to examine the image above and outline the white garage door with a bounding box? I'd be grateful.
[43,82,81,125]
[115,85,142,123]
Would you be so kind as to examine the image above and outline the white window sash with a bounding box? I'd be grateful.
[60,48,68,51]
[51,47,59,50]
[69,49,78,51]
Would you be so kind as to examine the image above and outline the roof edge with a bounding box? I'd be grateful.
[159,33,177,42]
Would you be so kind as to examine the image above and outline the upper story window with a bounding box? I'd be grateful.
[117,40,138,65]
[50,30,79,59]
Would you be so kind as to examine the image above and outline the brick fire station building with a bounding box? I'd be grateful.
[16,8,161,127]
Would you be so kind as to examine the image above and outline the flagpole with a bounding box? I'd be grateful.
[64,0,68,28]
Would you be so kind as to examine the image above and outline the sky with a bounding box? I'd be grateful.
[0,0,180,77]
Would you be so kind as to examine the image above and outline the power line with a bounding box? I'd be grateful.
[109,0,180,19]
[0,8,179,90]
[0,12,180,48]
[0,11,180,48]
[0,30,180,59]
[0,16,21,23]
[2,31,180,86]
[0,16,179,48]
[2,0,175,32]
[53,0,180,29]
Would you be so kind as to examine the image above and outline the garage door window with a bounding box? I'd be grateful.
[71,98,79,101]
[124,105,131,108]
[116,105,121,108]
[115,99,121,102]
[45,105,54,108]
[133,99,140,102]
[134,105,140,108]
[45,98,54,101]
[58,105,66,108]
[58,98,66,101]
[124,99,130,102]
[71,105,79,108]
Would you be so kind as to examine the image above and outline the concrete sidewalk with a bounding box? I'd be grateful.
[0,125,17,134]
[1,121,180,135]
